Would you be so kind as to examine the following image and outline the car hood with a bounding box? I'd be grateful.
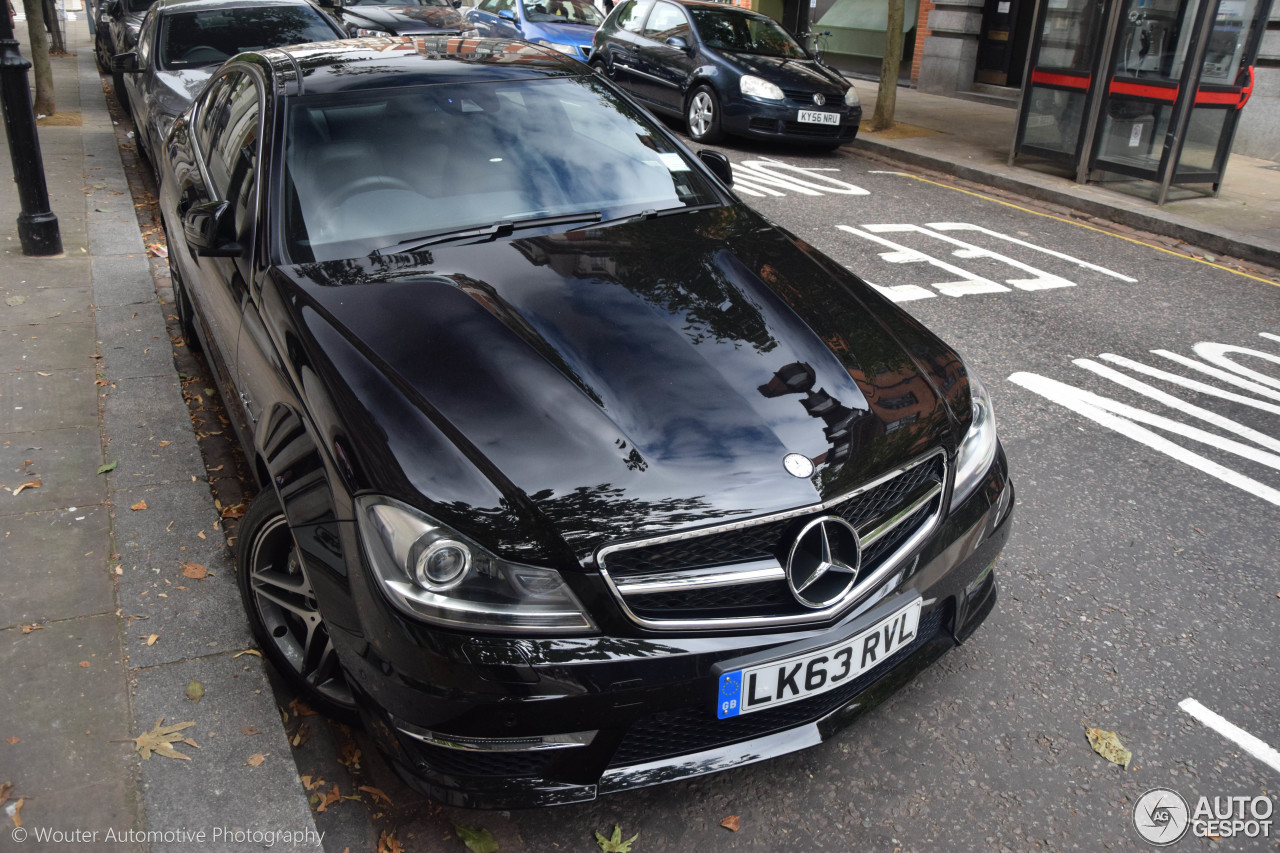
[723,52,847,94]
[525,19,597,45]
[151,67,214,120]
[342,5,465,32]
[280,208,964,555]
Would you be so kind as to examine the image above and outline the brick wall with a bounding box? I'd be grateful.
[910,0,935,83]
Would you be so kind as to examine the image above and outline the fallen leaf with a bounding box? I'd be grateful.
[97,461,117,475]
[241,726,261,736]
[130,499,148,511]
[19,624,42,634]
[180,562,208,580]
[5,738,17,745]
[455,825,499,853]
[204,387,215,397]
[301,774,326,792]
[145,634,158,646]
[197,530,206,539]
[720,816,740,832]
[10,797,22,828]
[377,831,404,853]
[158,440,171,447]
[359,785,393,807]
[220,503,247,519]
[245,753,266,767]
[0,782,11,804]
[186,680,205,702]
[233,649,263,659]
[133,718,196,761]
[595,825,639,853]
[289,698,317,717]
[1085,726,1132,769]
[291,722,311,748]
[315,784,341,813]
[340,742,361,769]
[79,661,90,668]
[12,480,41,495]
[36,371,51,376]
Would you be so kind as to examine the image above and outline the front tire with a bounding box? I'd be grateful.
[686,85,723,144]
[168,243,201,352]
[236,491,358,721]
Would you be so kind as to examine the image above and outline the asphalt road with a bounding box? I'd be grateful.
[256,141,1280,851]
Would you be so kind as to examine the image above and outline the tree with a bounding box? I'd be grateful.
[872,0,905,131]
[21,0,55,116]
[42,0,66,55]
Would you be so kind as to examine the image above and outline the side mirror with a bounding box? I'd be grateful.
[452,0,462,7]
[498,8,516,20]
[698,149,732,186]
[111,52,138,73]
[106,0,122,16]
[183,200,242,257]
[666,35,690,52]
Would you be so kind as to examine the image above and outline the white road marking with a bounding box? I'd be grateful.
[1151,349,1280,402]
[865,281,938,303]
[1192,342,1280,391]
[864,224,1075,291]
[925,222,1137,282]
[1096,353,1280,416]
[730,157,870,198]
[1072,358,1280,453]
[1008,371,1280,506]
[1261,332,1280,344]
[1179,698,1280,776]
[836,226,1009,296]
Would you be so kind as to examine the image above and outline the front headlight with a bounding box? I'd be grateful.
[844,86,860,108]
[353,26,390,37]
[534,39,578,55]
[950,370,998,511]
[740,75,783,101]
[357,496,596,634]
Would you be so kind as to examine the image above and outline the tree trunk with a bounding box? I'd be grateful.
[872,0,906,131]
[21,0,55,116]
[43,0,66,55]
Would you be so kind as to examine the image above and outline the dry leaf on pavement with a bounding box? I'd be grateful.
[233,649,263,659]
[133,718,197,761]
[1085,726,1132,769]
[180,562,208,580]
[5,738,18,745]
[377,831,404,853]
[9,797,22,828]
[20,624,42,634]
[720,816,740,831]
[220,503,247,519]
[359,786,393,807]
[0,782,12,804]
[241,726,261,736]
[130,499,147,511]
[245,753,266,767]
[13,480,41,495]
[315,784,341,813]
[145,634,159,646]
[289,698,317,717]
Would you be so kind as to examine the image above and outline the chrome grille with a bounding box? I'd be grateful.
[598,450,947,630]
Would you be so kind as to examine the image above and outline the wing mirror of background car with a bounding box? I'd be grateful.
[453,0,462,6]
[105,0,122,16]
[666,35,691,53]
[183,201,243,258]
[697,149,732,186]
[498,9,516,20]
[111,52,138,73]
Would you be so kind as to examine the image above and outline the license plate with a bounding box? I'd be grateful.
[797,110,840,126]
[716,598,922,718]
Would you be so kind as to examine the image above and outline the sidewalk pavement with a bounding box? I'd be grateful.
[1,16,320,852]
[2,14,1278,851]
[847,83,1280,272]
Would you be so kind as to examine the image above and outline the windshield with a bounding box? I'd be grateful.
[281,76,720,262]
[124,0,156,15]
[688,8,806,58]
[159,7,339,69]
[347,0,453,6]
[520,0,603,25]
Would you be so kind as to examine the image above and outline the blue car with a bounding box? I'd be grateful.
[463,0,603,62]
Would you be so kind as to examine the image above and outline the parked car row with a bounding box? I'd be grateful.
[123,23,1011,808]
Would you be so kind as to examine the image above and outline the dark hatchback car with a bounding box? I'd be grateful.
[95,0,157,103]
[115,0,343,170]
[158,35,1012,808]
[591,0,860,147]
[329,0,474,38]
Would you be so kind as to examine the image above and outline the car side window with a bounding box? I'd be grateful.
[136,11,156,65]
[477,0,511,13]
[641,1,689,42]
[206,75,261,240]
[194,72,240,159]
[617,0,653,32]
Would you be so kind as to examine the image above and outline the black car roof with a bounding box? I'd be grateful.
[251,37,586,95]
[662,0,767,12]
[150,0,326,12]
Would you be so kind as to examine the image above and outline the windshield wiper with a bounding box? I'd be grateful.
[572,203,719,232]
[376,211,603,254]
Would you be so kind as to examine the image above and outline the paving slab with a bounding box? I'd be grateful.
[0,367,98,433]
[96,302,177,381]
[102,375,204,487]
[0,321,98,372]
[0,505,113,629]
[93,254,162,309]
[0,427,108,516]
[131,654,323,853]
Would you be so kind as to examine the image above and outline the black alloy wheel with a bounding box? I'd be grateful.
[236,492,358,721]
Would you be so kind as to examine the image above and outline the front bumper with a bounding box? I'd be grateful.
[332,448,1012,808]
[722,97,862,146]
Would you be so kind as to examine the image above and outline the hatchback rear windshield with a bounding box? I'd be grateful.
[159,7,338,69]
[281,76,721,262]
[688,8,806,58]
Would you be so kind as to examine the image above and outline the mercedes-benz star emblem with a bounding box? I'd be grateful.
[785,516,861,609]
[813,93,826,106]
[783,453,815,478]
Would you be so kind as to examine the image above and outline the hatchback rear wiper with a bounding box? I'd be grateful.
[377,211,603,254]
